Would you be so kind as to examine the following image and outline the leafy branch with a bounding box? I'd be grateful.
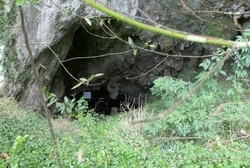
[71,73,103,90]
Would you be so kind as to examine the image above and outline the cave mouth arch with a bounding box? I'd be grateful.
[49,19,184,115]
[53,23,144,115]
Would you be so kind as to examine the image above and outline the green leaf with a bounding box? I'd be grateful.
[71,80,86,90]
[72,82,83,90]
[45,75,50,80]
[128,37,134,46]
[16,0,25,6]
[80,78,88,82]
[149,44,156,48]
[219,70,227,76]
[84,17,92,26]
[11,135,28,156]
[87,73,103,83]
[99,19,104,26]
[64,96,69,103]
[145,43,156,49]
[71,73,103,90]
[47,97,57,107]
[133,49,137,56]
[39,63,47,70]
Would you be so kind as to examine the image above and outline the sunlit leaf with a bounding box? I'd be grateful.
[47,97,57,107]
[64,96,69,103]
[84,17,92,26]
[16,0,25,6]
[39,63,47,70]
[80,78,88,82]
[149,44,156,48]
[99,19,104,26]
[219,70,227,76]
[88,73,103,82]
[71,78,88,90]
[133,49,137,56]
[71,73,103,90]
[45,75,50,80]
[128,37,134,46]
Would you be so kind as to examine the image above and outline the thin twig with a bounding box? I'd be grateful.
[62,50,133,62]
[18,6,62,168]
[127,56,168,80]
[128,0,158,26]
[80,20,116,40]
[46,45,80,82]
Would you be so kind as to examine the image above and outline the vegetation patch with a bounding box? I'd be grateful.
[1,81,250,167]
[203,17,232,39]
[0,1,25,82]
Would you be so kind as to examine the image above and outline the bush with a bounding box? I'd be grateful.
[0,95,249,167]
[144,34,250,166]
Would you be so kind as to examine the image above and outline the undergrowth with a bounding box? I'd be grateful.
[0,94,249,167]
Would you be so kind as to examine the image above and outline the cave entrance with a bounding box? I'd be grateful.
[49,22,146,115]
[61,24,129,115]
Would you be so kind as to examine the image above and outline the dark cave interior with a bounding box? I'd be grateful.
[60,25,138,115]
[76,87,127,115]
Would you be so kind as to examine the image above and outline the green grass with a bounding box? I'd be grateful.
[0,97,81,167]
[0,96,250,167]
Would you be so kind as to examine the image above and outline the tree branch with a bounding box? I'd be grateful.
[18,6,62,168]
[85,0,250,48]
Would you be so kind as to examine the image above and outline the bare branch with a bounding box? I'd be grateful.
[18,6,62,168]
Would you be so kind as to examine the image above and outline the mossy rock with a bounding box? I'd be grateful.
[204,17,235,39]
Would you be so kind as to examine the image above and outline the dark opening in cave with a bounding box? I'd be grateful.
[76,86,128,115]
[62,26,91,98]
[49,23,146,115]
[57,24,141,115]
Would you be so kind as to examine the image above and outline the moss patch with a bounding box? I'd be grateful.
[204,17,232,39]
[0,1,20,82]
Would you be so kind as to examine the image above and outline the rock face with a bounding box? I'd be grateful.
[4,0,250,112]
